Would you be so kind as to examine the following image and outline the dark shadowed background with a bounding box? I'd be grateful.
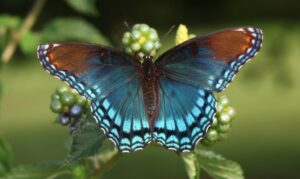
[0,0,299,178]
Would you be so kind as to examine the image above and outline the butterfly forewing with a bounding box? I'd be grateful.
[156,27,263,92]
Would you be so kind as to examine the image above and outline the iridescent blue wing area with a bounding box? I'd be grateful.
[37,43,151,152]
[153,77,216,151]
[156,27,263,92]
[90,77,151,152]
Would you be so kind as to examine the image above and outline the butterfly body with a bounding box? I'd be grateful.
[38,27,263,153]
[140,55,160,128]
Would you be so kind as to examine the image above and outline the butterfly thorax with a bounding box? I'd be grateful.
[140,55,159,129]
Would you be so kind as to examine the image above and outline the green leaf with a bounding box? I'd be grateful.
[20,31,40,57]
[0,137,12,177]
[0,82,2,101]
[71,165,88,179]
[63,114,105,166]
[4,161,72,179]
[65,0,99,16]
[41,18,110,45]
[195,149,244,179]
[0,15,21,29]
[181,152,200,179]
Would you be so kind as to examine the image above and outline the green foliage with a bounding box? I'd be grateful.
[0,137,12,177]
[181,149,244,179]
[0,15,21,53]
[0,15,21,30]
[197,149,243,179]
[71,165,88,179]
[65,0,99,16]
[181,152,200,179]
[20,32,40,57]
[4,161,72,179]
[41,18,110,45]
[0,82,2,101]
[63,114,104,166]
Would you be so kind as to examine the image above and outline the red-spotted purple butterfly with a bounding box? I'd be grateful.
[37,27,263,153]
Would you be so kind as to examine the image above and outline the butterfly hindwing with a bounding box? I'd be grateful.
[156,27,263,92]
[153,77,216,151]
[38,43,151,152]
[91,77,151,152]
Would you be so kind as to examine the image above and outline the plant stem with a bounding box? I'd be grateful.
[1,0,46,63]
[91,149,122,179]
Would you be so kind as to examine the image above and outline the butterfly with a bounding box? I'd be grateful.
[37,27,263,153]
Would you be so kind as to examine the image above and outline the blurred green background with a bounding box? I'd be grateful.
[0,0,300,178]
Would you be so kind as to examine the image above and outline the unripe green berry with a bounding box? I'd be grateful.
[219,96,229,106]
[211,116,218,127]
[76,95,88,106]
[51,93,60,100]
[201,138,216,147]
[139,24,150,34]
[154,42,161,49]
[132,24,141,30]
[56,85,69,95]
[143,41,154,53]
[216,103,224,112]
[61,92,75,106]
[217,123,231,133]
[131,30,142,40]
[125,47,133,54]
[206,129,219,142]
[122,32,131,45]
[50,99,63,113]
[226,106,236,118]
[219,114,231,124]
[131,42,141,51]
[148,31,158,41]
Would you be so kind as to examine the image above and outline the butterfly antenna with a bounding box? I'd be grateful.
[152,25,176,54]
[123,21,130,30]
[161,25,176,42]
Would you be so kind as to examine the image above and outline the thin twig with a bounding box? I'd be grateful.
[1,0,46,63]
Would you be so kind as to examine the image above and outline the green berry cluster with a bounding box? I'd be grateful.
[50,84,90,133]
[201,96,236,146]
[122,24,161,60]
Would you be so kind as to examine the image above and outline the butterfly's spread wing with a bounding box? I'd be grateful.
[156,27,263,92]
[153,27,262,151]
[153,77,216,151]
[37,43,151,152]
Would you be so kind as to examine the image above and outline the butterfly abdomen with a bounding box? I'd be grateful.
[141,79,159,128]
